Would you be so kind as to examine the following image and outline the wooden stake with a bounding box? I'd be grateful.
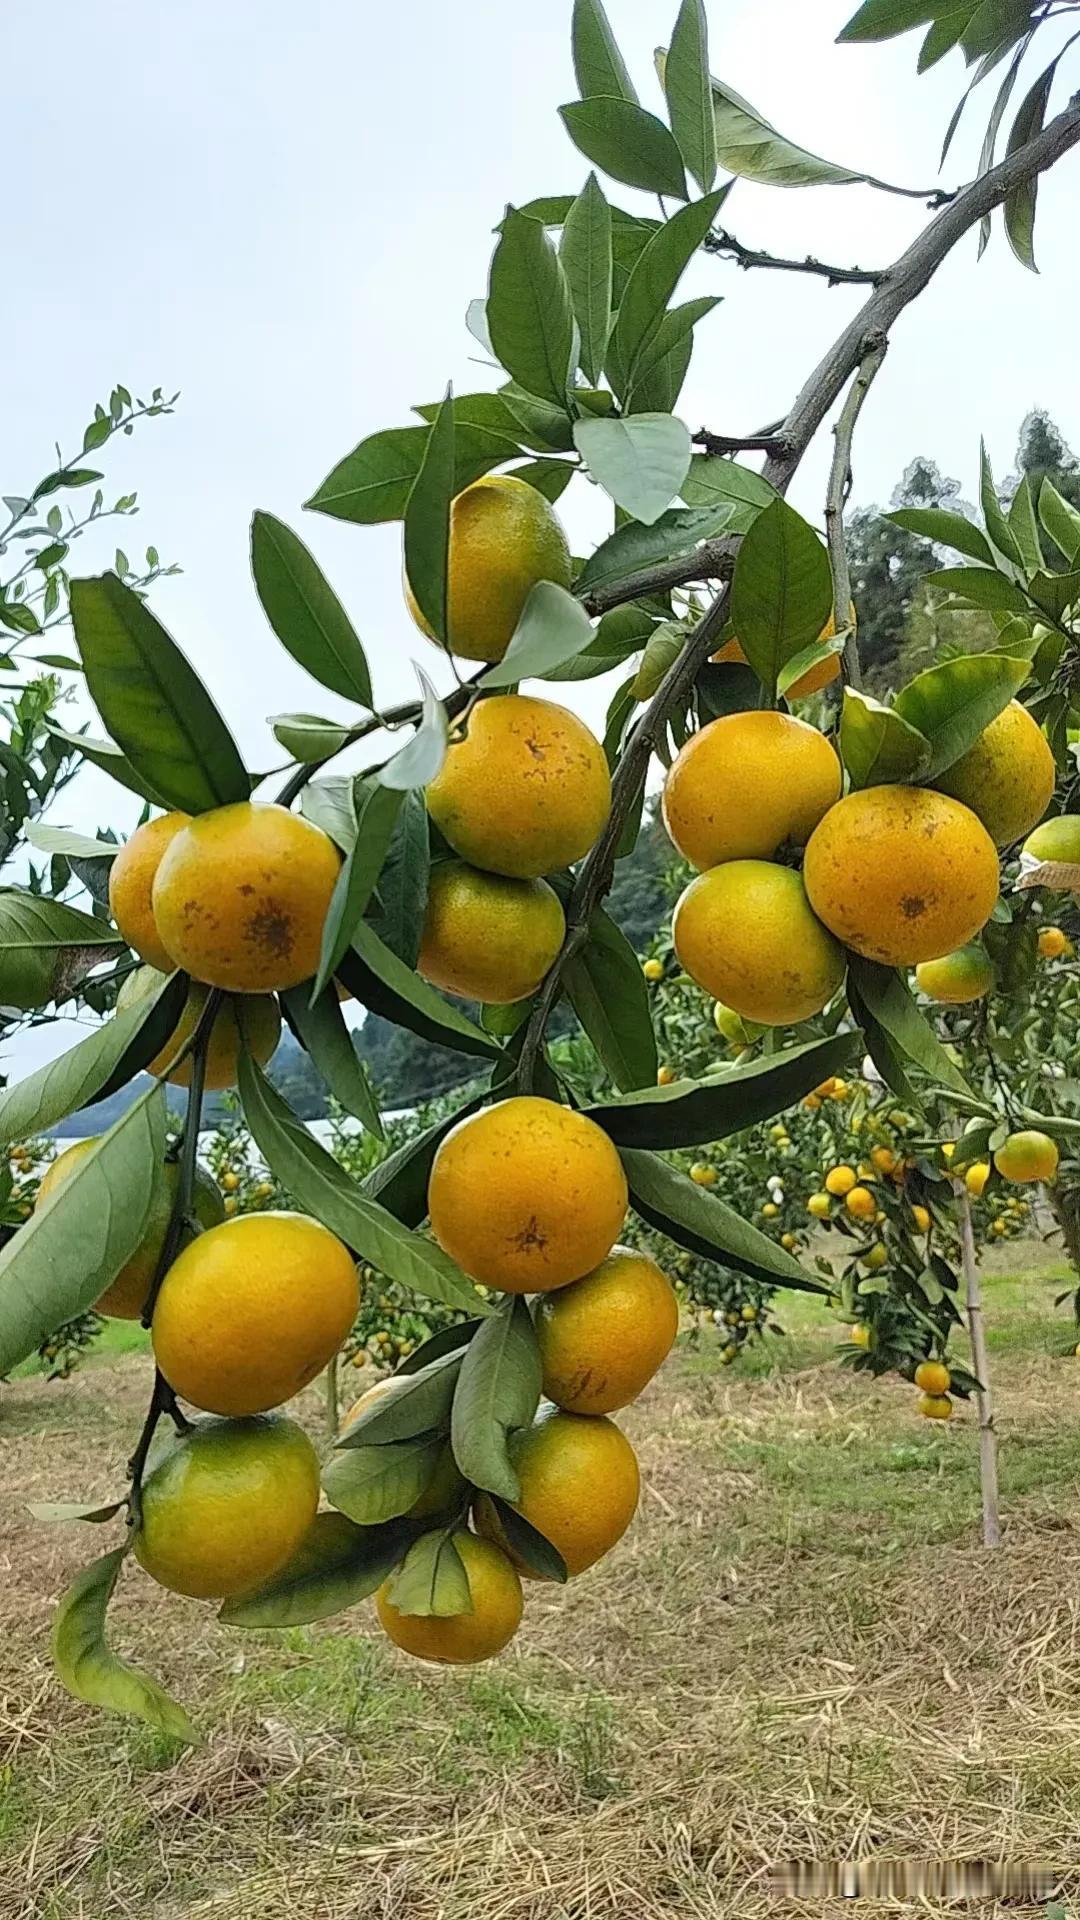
[958,1188,1002,1548]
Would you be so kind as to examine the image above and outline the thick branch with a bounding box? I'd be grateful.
[704,227,884,286]
[824,335,889,693]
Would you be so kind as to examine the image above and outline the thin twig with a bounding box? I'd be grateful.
[957,1189,1002,1549]
[703,228,885,286]
[694,428,793,458]
[274,672,484,808]
[823,333,888,692]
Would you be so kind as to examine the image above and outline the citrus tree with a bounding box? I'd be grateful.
[3,0,1080,1739]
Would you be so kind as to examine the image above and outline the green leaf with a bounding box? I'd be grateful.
[0,1085,165,1374]
[564,906,658,1092]
[584,1034,859,1148]
[777,630,845,699]
[0,892,122,1011]
[480,581,595,687]
[541,604,654,681]
[576,508,731,601]
[500,385,575,455]
[250,512,373,707]
[919,13,975,70]
[323,1436,444,1525]
[886,506,994,564]
[631,620,685,699]
[846,956,974,1099]
[451,1298,542,1501]
[396,1320,484,1376]
[314,780,402,997]
[1037,479,1080,565]
[559,100,688,201]
[270,714,353,762]
[388,1529,470,1618]
[573,414,691,527]
[979,439,1023,566]
[44,724,165,807]
[607,188,728,404]
[962,0,1034,67]
[369,789,430,966]
[307,424,520,526]
[29,1499,125,1524]
[730,497,832,695]
[572,0,639,102]
[624,296,721,409]
[838,2,947,42]
[840,688,932,789]
[219,1513,410,1627]
[25,826,118,862]
[1007,474,1043,575]
[53,1548,197,1744]
[707,72,866,187]
[665,0,717,191]
[894,651,1030,778]
[503,458,576,504]
[280,985,383,1137]
[925,565,1032,613]
[0,970,185,1149]
[559,174,612,387]
[339,919,500,1060]
[482,1500,568,1583]
[622,1149,829,1291]
[1027,569,1080,623]
[488,214,577,409]
[300,775,357,851]
[365,1101,484,1227]
[680,455,776,519]
[69,575,249,815]
[335,1349,464,1446]
[403,386,454,641]
[237,1051,487,1314]
[379,669,448,792]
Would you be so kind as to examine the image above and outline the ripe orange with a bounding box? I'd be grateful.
[673,861,845,1025]
[404,474,571,663]
[825,1165,857,1197]
[427,1097,626,1292]
[376,1531,523,1664]
[475,1406,639,1577]
[35,1143,223,1318]
[1039,926,1067,959]
[661,711,841,870]
[914,1360,950,1395]
[803,785,999,967]
[964,1161,991,1197]
[915,944,994,1005]
[935,700,1054,847]
[918,1393,953,1421]
[417,861,564,1004]
[535,1245,678,1414]
[108,813,190,971]
[151,802,341,993]
[807,1192,831,1219]
[845,1186,876,1220]
[911,1204,931,1234]
[118,967,281,1090]
[994,1130,1059,1184]
[152,1212,358,1415]
[426,694,610,879]
[134,1413,319,1598]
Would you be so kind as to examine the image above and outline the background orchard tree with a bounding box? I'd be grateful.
[2,0,1080,1736]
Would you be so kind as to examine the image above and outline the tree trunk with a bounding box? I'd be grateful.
[958,1190,1002,1549]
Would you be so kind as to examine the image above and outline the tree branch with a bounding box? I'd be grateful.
[824,334,889,693]
[703,227,885,286]
[694,428,792,458]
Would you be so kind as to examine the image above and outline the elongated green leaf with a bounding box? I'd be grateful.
[1027,569,1080,622]
[403,386,454,640]
[0,892,121,1011]
[608,188,728,402]
[886,506,994,564]
[680,455,776,518]
[323,1437,444,1525]
[926,566,1032,613]
[307,424,521,526]
[541,605,654,682]
[500,384,575,454]
[488,214,576,409]
[1007,474,1043,575]
[280,985,383,1137]
[339,919,499,1061]
[573,414,691,527]
[314,781,402,997]
[838,2,948,42]
[895,651,1030,778]
[44,724,166,806]
[300,774,357,851]
[919,12,974,69]
[584,1034,859,1148]
[396,1319,484,1376]
[979,440,1023,566]
[1038,480,1080,564]
[565,907,657,1092]
[560,174,612,387]
[379,669,449,792]
[631,621,685,699]
[503,458,576,504]
[840,688,932,789]
[0,970,185,1150]
[271,714,352,763]
[707,72,866,187]
[25,826,118,861]
[576,508,731,600]
[665,0,717,191]
[847,956,974,1098]
[730,498,832,694]
[53,1548,197,1743]
[389,1529,470,1617]
[623,1149,829,1291]
[237,1052,486,1314]
[250,512,373,707]
[962,0,1034,66]
[365,1100,485,1228]
[220,1513,411,1627]
[29,1499,125,1524]
[69,576,249,815]
[451,1298,542,1501]
[625,296,721,409]
[572,0,639,101]
[335,1350,464,1446]
[369,789,430,966]
[0,1085,165,1374]
[481,581,595,688]
[559,100,688,200]
[483,1500,568,1583]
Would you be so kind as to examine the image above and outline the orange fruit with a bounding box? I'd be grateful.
[711,605,851,700]
[118,967,281,1090]
[825,1165,857,1197]
[807,1192,831,1219]
[918,1393,953,1421]
[535,1245,678,1414]
[1023,815,1080,864]
[376,1531,523,1664]
[994,1130,1059,1184]
[911,1204,931,1234]
[845,1186,876,1220]
[151,802,341,993]
[713,1000,763,1047]
[914,944,993,1004]
[914,1360,950,1395]
[427,1097,626,1293]
[35,1143,223,1319]
[803,785,999,967]
[417,861,564,1004]
[152,1212,358,1415]
[1039,926,1067,959]
[964,1161,991,1197]
[662,711,841,871]
[108,813,191,972]
[475,1406,639,1577]
[404,474,571,663]
[935,700,1054,847]
[427,693,610,879]
[673,861,845,1025]
[134,1413,319,1598]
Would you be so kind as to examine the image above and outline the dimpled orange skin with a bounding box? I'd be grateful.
[426,695,611,880]
[134,1414,319,1599]
[108,812,191,971]
[118,967,281,1090]
[673,861,846,1026]
[475,1406,640,1578]
[376,1531,524,1665]
[535,1245,679,1415]
[427,1097,627,1293]
[662,712,842,871]
[152,1212,359,1415]
[404,474,572,663]
[417,861,565,1005]
[151,802,341,993]
[803,785,1000,968]
[935,700,1055,847]
[36,1144,224,1318]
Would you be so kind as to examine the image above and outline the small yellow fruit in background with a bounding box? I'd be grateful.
[825,1165,857,1197]
[1023,815,1080,863]
[918,1393,953,1421]
[662,711,841,870]
[657,1064,677,1087]
[642,957,664,982]
[741,1304,757,1322]
[911,1204,931,1234]
[690,1163,717,1187]
[377,1532,523,1665]
[417,862,565,1005]
[108,812,191,972]
[935,699,1055,848]
[964,1162,991,1197]
[807,1192,831,1219]
[781,1231,797,1249]
[404,473,571,663]
[863,1243,887,1271]
[829,1078,850,1099]
[991,1218,1007,1236]
[802,1093,822,1112]
[914,1360,950,1395]
[870,1146,897,1176]
[762,1201,779,1218]
[673,861,845,1026]
[850,1323,871,1349]
[994,1129,1059,1184]
[846,1186,877,1221]
[1039,925,1067,959]
[915,944,994,1005]
[941,1142,957,1163]
[221,1171,240,1191]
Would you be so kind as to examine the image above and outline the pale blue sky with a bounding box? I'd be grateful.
[10,0,1080,1063]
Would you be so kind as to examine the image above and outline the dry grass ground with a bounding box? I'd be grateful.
[3,1246,1080,1919]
